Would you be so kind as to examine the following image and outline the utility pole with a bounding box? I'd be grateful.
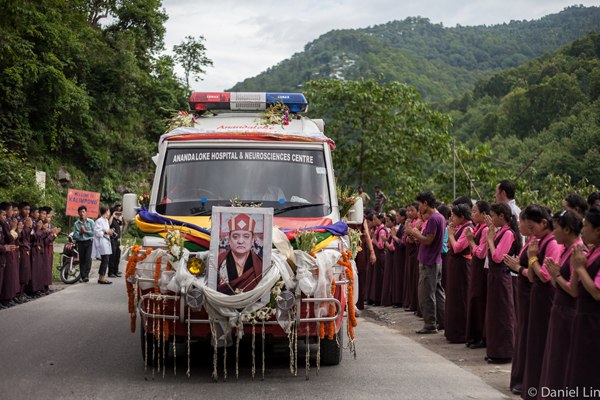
[452,138,456,200]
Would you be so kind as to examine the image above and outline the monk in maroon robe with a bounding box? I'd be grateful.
[0,208,20,304]
[217,213,263,295]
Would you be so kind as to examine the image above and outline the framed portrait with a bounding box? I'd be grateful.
[208,207,273,295]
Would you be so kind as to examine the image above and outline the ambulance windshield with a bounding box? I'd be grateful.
[155,147,331,217]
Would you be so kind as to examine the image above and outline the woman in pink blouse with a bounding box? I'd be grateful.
[522,205,563,400]
[505,213,534,395]
[465,200,490,349]
[368,212,387,306]
[391,209,407,307]
[380,213,396,307]
[565,206,600,391]
[538,210,583,395]
[364,213,376,308]
[444,203,474,343]
[402,203,421,312]
[484,202,521,364]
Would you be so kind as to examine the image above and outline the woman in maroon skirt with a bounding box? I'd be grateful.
[465,200,490,349]
[522,205,563,400]
[403,203,420,311]
[380,213,396,306]
[369,212,387,306]
[364,213,376,305]
[538,210,583,395]
[355,217,375,310]
[445,203,474,343]
[391,209,407,307]
[505,213,535,396]
[484,203,521,364]
[565,206,600,393]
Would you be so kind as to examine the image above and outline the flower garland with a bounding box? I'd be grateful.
[152,256,170,340]
[348,228,362,259]
[258,102,290,126]
[240,280,285,324]
[138,193,150,208]
[327,280,336,340]
[165,227,184,261]
[241,307,276,324]
[165,110,196,132]
[153,256,162,293]
[337,186,358,218]
[339,250,357,340]
[125,245,153,333]
[320,278,336,340]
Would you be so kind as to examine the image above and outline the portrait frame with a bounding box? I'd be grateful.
[208,206,273,295]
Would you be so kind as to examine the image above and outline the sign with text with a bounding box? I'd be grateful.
[66,189,101,217]
[167,148,320,166]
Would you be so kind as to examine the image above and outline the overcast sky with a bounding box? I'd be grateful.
[162,1,598,91]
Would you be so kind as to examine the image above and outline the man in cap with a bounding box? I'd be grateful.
[217,213,263,295]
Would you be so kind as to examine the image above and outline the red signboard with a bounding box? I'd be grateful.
[66,189,101,217]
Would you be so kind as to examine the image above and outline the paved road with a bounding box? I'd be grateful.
[0,279,507,399]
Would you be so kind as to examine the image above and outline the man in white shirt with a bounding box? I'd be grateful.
[495,180,521,222]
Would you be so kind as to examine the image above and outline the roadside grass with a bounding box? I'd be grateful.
[52,252,62,283]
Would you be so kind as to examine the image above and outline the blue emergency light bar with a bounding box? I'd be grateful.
[188,92,308,113]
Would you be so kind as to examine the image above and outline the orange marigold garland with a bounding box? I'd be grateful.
[153,256,162,293]
[327,278,336,340]
[339,250,357,340]
[126,246,152,333]
[152,256,170,339]
[320,278,337,340]
[319,319,326,339]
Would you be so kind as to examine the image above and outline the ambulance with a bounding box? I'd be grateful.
[122,92,363,371]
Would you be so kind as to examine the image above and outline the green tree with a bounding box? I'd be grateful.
[0,0,189,226]
[305,78,450,205]
[173,35,213,88]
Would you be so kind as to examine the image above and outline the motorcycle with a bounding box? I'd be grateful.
[57,233,81,284]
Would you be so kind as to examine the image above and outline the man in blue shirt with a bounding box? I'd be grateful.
[73,206,95,282]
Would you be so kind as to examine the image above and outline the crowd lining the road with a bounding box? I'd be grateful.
[354,182,600,399]
[0,202,60,308]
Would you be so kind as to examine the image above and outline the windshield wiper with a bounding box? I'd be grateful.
[274,203,327,216]
[190,207,211,216]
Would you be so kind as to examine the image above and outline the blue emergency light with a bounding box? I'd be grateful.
[188,92,308,113]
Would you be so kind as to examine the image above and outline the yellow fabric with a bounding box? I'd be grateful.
[134,214,211,241]
[312,235,338,253]
[135,213,339,252]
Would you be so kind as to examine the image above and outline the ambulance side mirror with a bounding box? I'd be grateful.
[345,196,364,225]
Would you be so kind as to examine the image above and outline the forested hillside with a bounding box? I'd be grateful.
[230,6,600,102]
[442,31,600,190]
[0,0,188,212]
[1,1,599,223]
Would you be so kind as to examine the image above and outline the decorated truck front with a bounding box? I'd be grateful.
[123,92,362,379]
